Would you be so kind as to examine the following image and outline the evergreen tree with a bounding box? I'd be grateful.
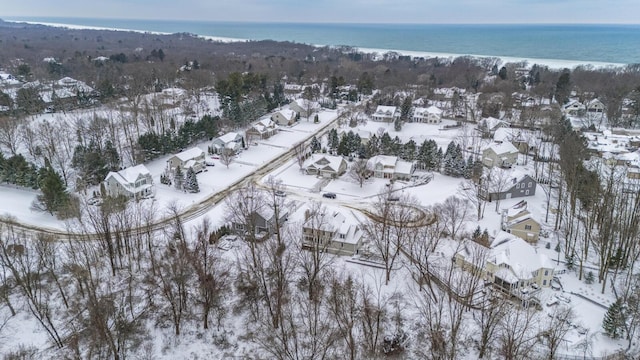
[603,298,625,339]
[174,167,184,191]
[443,142,457,176]
[394,116,403,131]
[367,134,380,156]
[310,136,321,153]
[183,167,200,193]
[463,155,474,179]
[400,96,413,121]
[328,129,339,153]
[37,163,69,215]
[555,69,572,105]
[472,226,482,240]
[402,140,416,161]
[337,134,350,156]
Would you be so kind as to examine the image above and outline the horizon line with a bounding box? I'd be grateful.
[3,16,640,27]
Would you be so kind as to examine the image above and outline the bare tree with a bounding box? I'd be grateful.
[540,306,574,360]
[496,305,539,360]
[187,218,230,330]
[474,291,509,359]
[298,201,335,301]
[0,115,22,156]
[436,196,472,239]
[293,141,308,169]
[349,158,371,188]
[485,167,514,213]
[219,147,235,168]
[327,273,361,360]
[363,191,418,285]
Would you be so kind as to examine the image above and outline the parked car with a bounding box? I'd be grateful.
[387,196,400,202]
[555,294,571,303]
[322,192,337,199]
[546,298,559,307]
[205,158,216,166]
[274,190,286,197]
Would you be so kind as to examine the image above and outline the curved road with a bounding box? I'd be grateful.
[0,110,346,239]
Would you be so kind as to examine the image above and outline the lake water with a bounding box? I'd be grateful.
[5,17,640,66]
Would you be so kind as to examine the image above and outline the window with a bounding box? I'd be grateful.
[543,280,547,286]
[339,233,346,239]
[516,183,520,189]
[528,182,533,188]
[525,190,529,195]
[544,270,549,276]
[525,225,532,230]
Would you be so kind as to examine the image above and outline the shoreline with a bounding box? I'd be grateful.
[4,19,627,70]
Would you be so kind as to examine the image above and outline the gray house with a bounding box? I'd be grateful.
[232,207,289,238]
[481,175,537,201]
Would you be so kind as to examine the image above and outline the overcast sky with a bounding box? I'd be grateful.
[4,0,640,24]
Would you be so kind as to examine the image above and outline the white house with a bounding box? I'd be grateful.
[167,147,206,174]
[562,100,586,116]
[271,109,298,126]
[482,142,519,168]
[367,155,416,180]
[412,105,443,123]
[246,118,278,140]
[302,207,364,256]
[289,98,320,118]
[586,98,605,114]
[104,164,154,199]
[304,154,347,178]
[372,105,400,123]
[455,231,555,296]
[212,132,243,154]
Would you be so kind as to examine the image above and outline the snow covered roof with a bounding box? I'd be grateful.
[493,127,514,143]
[483,117,508,130]
[305,154,345,172]
[368,155,397,168]
[374,105,398,116]
[217,132,241,144]
[92,56,109,62]
[395,160,414,175]
[277,109,296,120]
[105,164,151,190]
[173,147,204,162]
[426,105,443,115]
[486,142,519,155]
[489,232,553,280]
[303,206,364,245]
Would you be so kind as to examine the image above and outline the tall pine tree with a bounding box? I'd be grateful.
[183,167,200,193]
[603,298,625,339]
[174,166,184,191]
[38,162,69,215]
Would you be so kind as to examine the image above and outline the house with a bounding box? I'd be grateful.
[454,231,554,296]
[211,132,244,154]
[246,118,278,141]
[482,142,519,168]
[103,164,154,199]
[412,105,443,123]
[302,208,364,256]
[271,109,298,126]
[501,201,541,243]
[167,147,206,174]
[232,207,289,238]
[481,174,537,201]
[366,155,416,180]
[562,100,586,116]
[289,98,320,118]
[586,98,605,113]
[372,105,400,123]
[479,117,510,136]
[304,154,347,178]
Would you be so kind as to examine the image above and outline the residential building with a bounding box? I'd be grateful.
[304,154,347,178]
[586,98,605,113]
[103,164,154,199]
[501,201,541,243]
[481,174,537,201]
[302,208,364,256]
[271,109,298,126]
[211,132,244,154]
[412,105,443,123]
[366,155,416,180]
[562,100,586,116]
[479,117,510,137]
[372,105,400,123]
[289,98,320,118]
[454,232,554,296]
[482,142,519,168]
[232,207,289,238]
[167,147,206,174]
[246,118,278,141]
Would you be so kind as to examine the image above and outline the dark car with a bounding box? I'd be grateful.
[274,190,286,197]
[322,192,337,199]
